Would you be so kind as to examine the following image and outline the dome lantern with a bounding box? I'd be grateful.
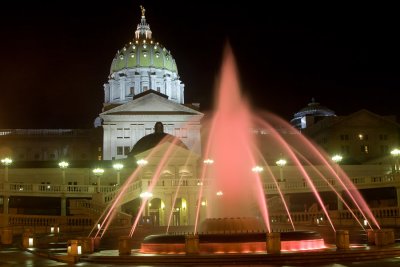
[135,5,152,41]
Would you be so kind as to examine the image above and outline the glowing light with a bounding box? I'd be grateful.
[203,159,214,165]
[28,238,34,247]
[137,159,148,166]
[391,148,400,156]
[1,158,12,166]
[276,159,287,167]
[92,168,104,176]
[216,191,223,196]
[140,191,153,199]
[197,181,203,186]
[364,219,368,226]
[201,201,207,206]
[251,166,263,173]
[58,161,69,169]
[113,163,123,171]
[332,154,343,163]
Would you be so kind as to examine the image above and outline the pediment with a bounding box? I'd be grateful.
[134,141,200,162]
[337,109,399,128]
[100,92,202,116]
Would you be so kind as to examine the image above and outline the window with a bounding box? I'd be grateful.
[341,145,350,155]
[117,128,123,139]
[361,145,369,154]
[124,128,130,138]
[117,146,123,155]
[379,134,388,140]
[181,128,187,138]
[157,87,160,92]
[124,146,130,155]
[340,134,349,141]
[380,145,388,154]
[130,87,135,96]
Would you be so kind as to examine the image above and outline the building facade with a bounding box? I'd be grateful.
[100,7,203,160]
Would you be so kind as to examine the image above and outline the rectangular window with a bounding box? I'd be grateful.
[175,128,180,137]
[124,146,130,155]
[117,146,123,155]
[181,128,187,138]
[124,128,130,138]
[117,128,123,139]
[379,134,388,140]
[145,128,152,135]
[361,145,369,154]
[340,134,349,141]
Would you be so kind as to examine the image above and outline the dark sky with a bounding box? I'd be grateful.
[0,1,399,129]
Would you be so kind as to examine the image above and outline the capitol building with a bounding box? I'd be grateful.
[0,7,399,234]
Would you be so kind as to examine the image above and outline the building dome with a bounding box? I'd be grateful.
[104,6,185,107]
[128,122,188,156]
[291,98,335,129]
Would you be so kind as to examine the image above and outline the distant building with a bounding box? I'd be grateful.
[302,109,400,164]
[291,98,336,130]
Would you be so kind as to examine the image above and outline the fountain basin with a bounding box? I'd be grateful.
[140,231,325,254]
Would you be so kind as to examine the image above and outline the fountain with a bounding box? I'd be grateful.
[80,44,400,265]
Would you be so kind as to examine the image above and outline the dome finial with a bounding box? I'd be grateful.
[135,5,152,40]
[140,5,146,17]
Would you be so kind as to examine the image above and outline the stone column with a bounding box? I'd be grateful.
[337,191,343,210]
[67,240,81,256]
[1,227,13,245]
[396,187,400,207]
[3,194,9,215]
[185,234,199,254]
[118,236,132,255]
[61,195,67,216]
[366,229,375,245]
[336,230,349,249]
[266,232,281,254]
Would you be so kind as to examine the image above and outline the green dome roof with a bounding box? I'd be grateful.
[110,6,177,74]
[110,41,177,73]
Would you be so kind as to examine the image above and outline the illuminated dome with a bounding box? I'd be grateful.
[104,6,184,107]
[291,98,335,129]
[128,122,187,156]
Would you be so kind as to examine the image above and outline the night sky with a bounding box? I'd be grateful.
[1,1,399,129]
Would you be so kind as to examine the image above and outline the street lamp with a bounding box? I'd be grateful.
[390,148,400,173]
[332,154,343,164]
[251,166,263,173]
[140,191,153,217]
[113,163,123,186]
[136,159,148,167]
[332,154,343,210]
[58,161,69,185]
[203,158,214,165]
[93,168,104,193]
[276,159,287,182]
[1,157,13,182]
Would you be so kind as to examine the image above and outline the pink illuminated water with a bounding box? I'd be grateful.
[92,43,380,244]
[194,44,380,233]
[198,45,270,231]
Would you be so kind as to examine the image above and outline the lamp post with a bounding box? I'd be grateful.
[58,161,69,185]
[140,191,153,220]
[136,159,148,167]
[332,154,343,210]
[276,159,287,182]
[93,168,104,193]
[390,148,400,173]
[113,163,123,186]
[1,157,12,182]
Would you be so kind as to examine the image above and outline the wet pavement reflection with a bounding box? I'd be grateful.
[1,247,400,267]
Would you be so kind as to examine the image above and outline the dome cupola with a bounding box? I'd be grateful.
[103,6,184,108]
